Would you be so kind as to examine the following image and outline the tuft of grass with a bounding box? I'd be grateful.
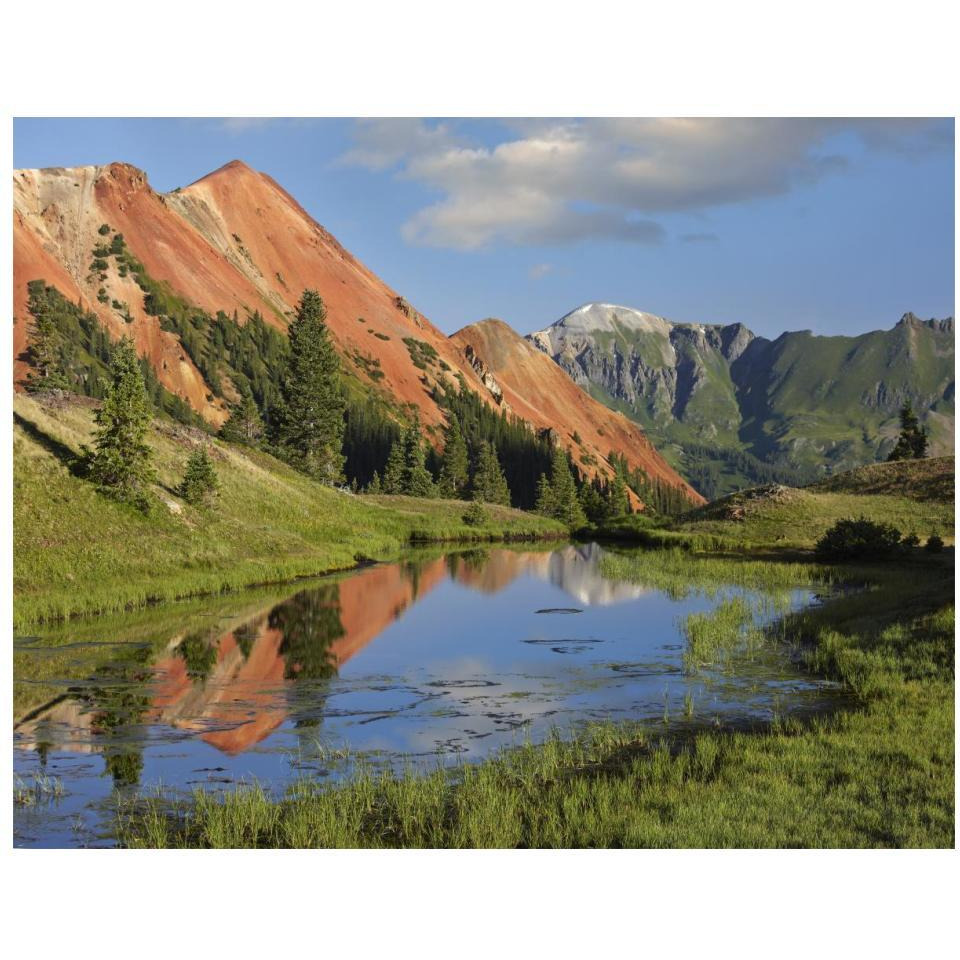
[13,771,65,806]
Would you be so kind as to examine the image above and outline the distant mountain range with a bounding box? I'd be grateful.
[529,303,955,498]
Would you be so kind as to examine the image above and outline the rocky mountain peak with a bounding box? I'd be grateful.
[897,312,954,334]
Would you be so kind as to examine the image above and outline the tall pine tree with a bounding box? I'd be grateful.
[381,440,406,494]
[438,414,470,498]
[607,463,631,517]
[272,290,345,483]
[536,445,587,527]
[470,441,511,505]
[87,337,155,508]
[402,421,436,497]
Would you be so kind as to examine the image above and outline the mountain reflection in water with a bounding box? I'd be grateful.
[14,542,842,848]
[16,544,643,762]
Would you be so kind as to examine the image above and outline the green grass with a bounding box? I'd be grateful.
[589,458,954,554]
[808,455,954,501]
[682,485,952,550]
[113,552,954,848]
[13,393,564,627]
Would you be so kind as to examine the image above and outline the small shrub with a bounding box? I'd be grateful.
[98,223,111,236]
[902,532,920,549]
[178,446,219,505]
[462,501,489,527]
[373,332,390,341]
[925,533,944,553]
[90,258,109,272]
[814,516,902,561]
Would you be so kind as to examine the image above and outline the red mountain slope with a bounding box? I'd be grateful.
[13,159,699,502]
[451,319,704,504]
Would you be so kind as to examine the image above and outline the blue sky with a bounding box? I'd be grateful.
[13,117,954,339]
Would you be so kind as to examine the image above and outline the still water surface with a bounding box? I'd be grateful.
[13,543,840,847]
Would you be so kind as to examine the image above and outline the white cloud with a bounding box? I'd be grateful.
[340,117,950,249]
[528,262,554,280]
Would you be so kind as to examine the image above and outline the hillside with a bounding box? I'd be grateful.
[13,162,695,498]
[450,318,704,506]
[13,392,564,627]
[529,302,955,497]
[675,457,954,550]
[806,455,954,501]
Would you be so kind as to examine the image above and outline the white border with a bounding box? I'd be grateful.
[2,1,957,958]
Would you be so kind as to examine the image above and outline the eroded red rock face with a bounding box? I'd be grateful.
[13,159,700,501]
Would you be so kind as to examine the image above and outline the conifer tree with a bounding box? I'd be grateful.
[536,445,587,527]
[87,337,155,508]
[578,479,605,522]
[887,402,928,461]
[470,441,511,505]
[438,414,470,498]
[535,472,555,516]
[381,440,406,494]
[219,388,263,446]
[366,470,382,494]
[402,422,437,497]
[178,446,219,505]
[273,290,345,483]
[607,465,631,517]
[24,281,68,392]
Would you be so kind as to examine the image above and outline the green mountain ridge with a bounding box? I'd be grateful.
[529,303,954,498]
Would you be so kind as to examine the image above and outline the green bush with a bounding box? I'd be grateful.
[462,501,489,526]
[98,223,111,236]
[814,516,902,561]
[925,533,944,553]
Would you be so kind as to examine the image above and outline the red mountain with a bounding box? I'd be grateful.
[12,160,703,505]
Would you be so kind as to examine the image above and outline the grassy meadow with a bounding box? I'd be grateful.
[591,457,954,554]
[13,393,564,627]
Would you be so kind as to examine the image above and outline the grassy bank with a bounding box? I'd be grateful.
[114,551,954,848]
[590,458,954,554]
[14,393,564,627]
